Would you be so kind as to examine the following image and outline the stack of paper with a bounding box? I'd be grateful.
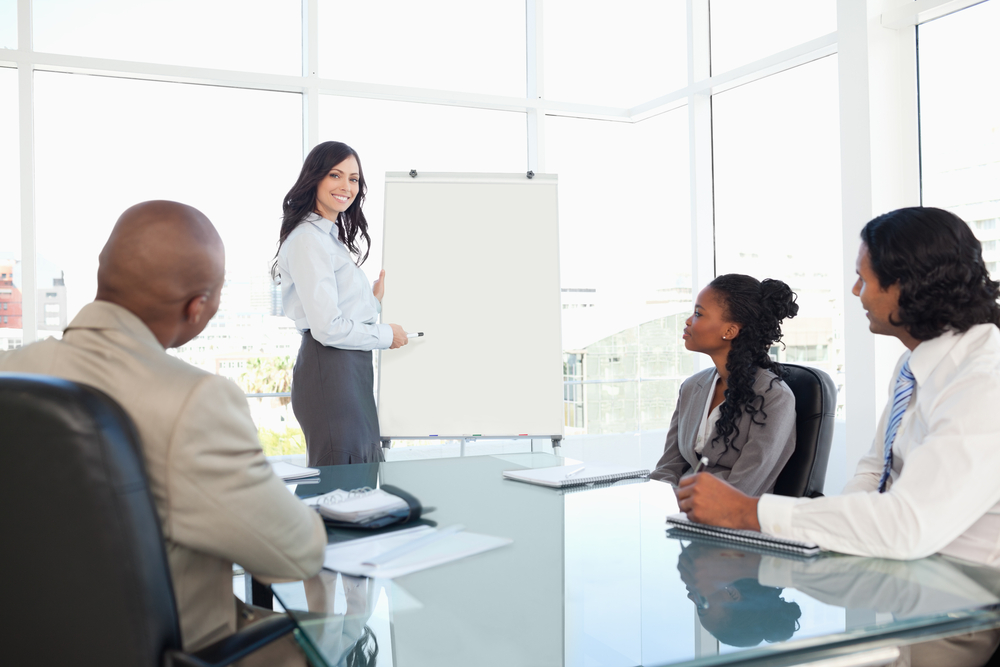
[271,461,321,481]
[304,488,408,523]
[323,525,512,578]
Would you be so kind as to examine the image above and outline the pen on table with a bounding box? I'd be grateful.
[407,331,424,338]
[564,466,586,478]
[691,456,709,475]
[362,524,465,567]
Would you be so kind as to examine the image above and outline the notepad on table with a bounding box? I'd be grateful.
[270,461,321,481]
[303,487,408,523]
[666,513,821,556]
[322,525,512,579]
[502,463,649,488]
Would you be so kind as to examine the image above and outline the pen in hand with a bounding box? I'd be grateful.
[691,456,709,475]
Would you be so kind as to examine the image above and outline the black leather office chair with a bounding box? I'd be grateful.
[772,364,838,498]
[1,373,295,667]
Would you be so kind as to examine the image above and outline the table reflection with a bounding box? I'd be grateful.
[288,572,382,667]
[677,541,802,648]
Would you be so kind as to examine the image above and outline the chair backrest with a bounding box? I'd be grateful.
[0,373,182,666]
[772,364,838,498]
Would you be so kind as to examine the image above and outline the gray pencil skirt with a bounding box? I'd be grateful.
[290,332,385,467]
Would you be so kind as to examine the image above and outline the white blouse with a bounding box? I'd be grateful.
[694,370,722,455]
[276,213,393,351]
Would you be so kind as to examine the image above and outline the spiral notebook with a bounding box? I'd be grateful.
[666,513,821,556]
[303,487,408,523]
[502,463,650,488]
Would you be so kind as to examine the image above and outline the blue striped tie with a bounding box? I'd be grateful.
[878,359,915,493]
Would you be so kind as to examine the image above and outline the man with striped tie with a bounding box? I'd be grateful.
[677,207,1000,567]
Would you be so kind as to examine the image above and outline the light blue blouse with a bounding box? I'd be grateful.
[276,213,393,351]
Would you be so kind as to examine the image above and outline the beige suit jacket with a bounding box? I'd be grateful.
[0,301,326,650]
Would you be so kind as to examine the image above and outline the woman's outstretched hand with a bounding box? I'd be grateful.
[389,323,409,349]
[373,269,386,302]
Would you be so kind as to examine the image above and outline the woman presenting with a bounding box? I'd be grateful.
[651,274,798,495]
[273,141,407,466]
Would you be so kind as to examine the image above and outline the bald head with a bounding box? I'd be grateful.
[97,201,225,348]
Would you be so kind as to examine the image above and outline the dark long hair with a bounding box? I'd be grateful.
[861,207,1000,340]
[271,141,371,279]
[709,274,798,453]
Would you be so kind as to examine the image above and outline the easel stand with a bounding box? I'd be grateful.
[382,435,563,457]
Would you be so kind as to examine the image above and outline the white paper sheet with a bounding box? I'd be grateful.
[271,461,321,481]
[323,526,513,579]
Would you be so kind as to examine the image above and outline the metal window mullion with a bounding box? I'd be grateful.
[526,0,545,172]
[17,0,36,344]
[303,0,319,154]
[688,0,715,376]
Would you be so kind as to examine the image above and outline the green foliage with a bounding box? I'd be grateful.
[258,426,306,456]
[238,356,293,405]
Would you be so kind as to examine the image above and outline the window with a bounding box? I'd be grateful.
[318,0,525,96]
[547,107,692,434]
[0,0,14,48]
[34,72,302,380]
[544,0,686,107]
[713,56,844,414]
[709,0,836,73]
[33,0,301,75]
[0,68,18,292]
[919,1,1000,236]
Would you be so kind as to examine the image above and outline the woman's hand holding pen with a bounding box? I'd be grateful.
[389,323,409,349]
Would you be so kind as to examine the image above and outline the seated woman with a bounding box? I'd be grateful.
[650,274,798,495]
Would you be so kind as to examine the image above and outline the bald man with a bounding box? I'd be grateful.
[0,201,326,653]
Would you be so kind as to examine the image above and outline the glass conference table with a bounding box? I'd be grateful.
[271,453,1000,667]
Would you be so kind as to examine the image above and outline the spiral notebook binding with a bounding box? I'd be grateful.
[560,470,649,487]
[315,486,378,506]
[665,517,820,556]
[558,476,648,495]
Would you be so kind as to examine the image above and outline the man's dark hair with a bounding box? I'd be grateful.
[861,206,1000,341]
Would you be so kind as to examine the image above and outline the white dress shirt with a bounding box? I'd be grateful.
[757,323,1000,565]
[694,370,720,455]
[276,213,393,351]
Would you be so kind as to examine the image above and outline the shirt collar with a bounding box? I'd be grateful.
[64,300,164,351]
[305,212,336,236]
[906,328,964,386]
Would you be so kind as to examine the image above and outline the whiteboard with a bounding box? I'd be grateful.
[377,172,564,439]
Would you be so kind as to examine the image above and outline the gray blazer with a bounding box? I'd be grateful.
[650,366,796,495]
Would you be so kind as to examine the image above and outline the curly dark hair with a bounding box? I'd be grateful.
[271,141,371,279]
[709,274,799,453]
[861,207,1000,341]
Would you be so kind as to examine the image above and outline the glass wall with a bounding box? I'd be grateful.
[709,0,836,73]
[919,0,1000,274]
[0,0,15,49]
[6,0,880,458]
[713,56,845,414]
[0,67,20,345]
[318,0,525,96]
[547,108,692,435]
[543,0,687,107]
[32,0,301,74]
[32,72,304,451]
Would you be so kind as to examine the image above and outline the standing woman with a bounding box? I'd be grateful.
[273,141,408,466]
[651,274,799,495]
